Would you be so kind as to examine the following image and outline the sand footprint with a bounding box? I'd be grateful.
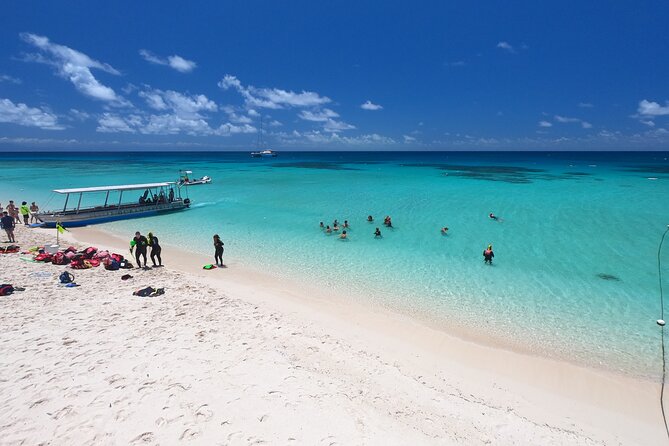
[129,431,155,444]
[194,404,213,421]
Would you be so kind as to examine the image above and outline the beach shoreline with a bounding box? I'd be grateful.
[0,223,655,443]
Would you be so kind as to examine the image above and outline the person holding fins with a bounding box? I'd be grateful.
[130,231,149,268]
[483,244,494,265]
[213,234,224,267]
[148,232,162,267]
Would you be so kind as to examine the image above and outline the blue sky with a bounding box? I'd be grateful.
[1,1,668,150]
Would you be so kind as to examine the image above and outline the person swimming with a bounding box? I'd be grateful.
[374,227,382,238]
[367,215,373,222]
[483,244,494,264]
[333,223,340,231]
[384,216,393,228]
[489,212,498,220]
[343,220,350,228]
[319,221,324,229]
[325,225,332,234]
[340,230,347,240]
[441,226,449,234]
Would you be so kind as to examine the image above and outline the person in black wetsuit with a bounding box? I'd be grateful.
[483,244,494,265]
[148,232,162,267]
[213,234,224,266]
[130,231,149,268]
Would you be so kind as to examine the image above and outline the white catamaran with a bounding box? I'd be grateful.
[37,182,190,228]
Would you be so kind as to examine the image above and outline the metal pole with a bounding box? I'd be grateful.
[104,190,110,207]
[76,193,83,214]
[118,191,123,208]
[63,194,69,213]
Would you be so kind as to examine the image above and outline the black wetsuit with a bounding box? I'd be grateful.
[483,249,494,264]
[150,236,162,266]
[133,235,148,267]
[214,239,224,266]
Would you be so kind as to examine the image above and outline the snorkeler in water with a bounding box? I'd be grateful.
[489,212,498,220]
[483,244,494,264]
[367,215,374,222]
[441,226,449,234]
[325,225,332,234]
[374,227,382,238]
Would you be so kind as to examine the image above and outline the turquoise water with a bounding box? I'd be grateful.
[1,151,668,378]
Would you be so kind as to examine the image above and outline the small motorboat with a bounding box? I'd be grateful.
[251,150,277,158]
[178,170,212,186]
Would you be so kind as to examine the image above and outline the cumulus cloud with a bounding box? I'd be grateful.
[638,99,669,116]
[403,135,416,143]
[96,113,136,133]
[538,120,552,127]
[219,74,331,109]
[139,49,197,73]
[139,88,217,118]
[69,109,90,121]
[0,98,63,130]
[277,130,395,146]
[553,115,592,129]
[360,100,383,111]
[20,33,126,104]
[496,41,515,53]
[581,121,592,129]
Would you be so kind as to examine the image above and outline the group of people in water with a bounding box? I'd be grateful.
[318,212,499,265]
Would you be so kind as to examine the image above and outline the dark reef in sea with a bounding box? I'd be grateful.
[596,273,621,281]
[271,162,361,171]
[399,163,595,184]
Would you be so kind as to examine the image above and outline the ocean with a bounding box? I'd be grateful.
[1,151,668,379]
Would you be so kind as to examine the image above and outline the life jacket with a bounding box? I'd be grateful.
[94,250,109,260]
[81,247,98,259]
[110,253,124,263]
[0,284,14,296]
[87,258,100,267]
[34,253,52,262]
[65,251,76,260]
[52,252,69,265]
[64,246,78,253]
[59,271,74,284]
[70,259,91,269]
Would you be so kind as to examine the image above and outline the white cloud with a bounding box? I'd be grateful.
[578,102,593,108]
[638,99,669,116]
[0,74,21,84]
[581,121,592,129]
[219,74,331,109]
[268,119,282,127]
[69,109,90,121]
[496,41,515,53]
[139,88,217,118]
[538,120,552,127]
[276,130,394,146]
[139,49,197,73]
[0,98,64,130]
[640,120,656,127]
[21,33,126,105]
[360,100,383,111]
[298,108,339,122]
[554,115,580,123]
[247,109,260,117]
[96,113,136,133]
[403,135,416,143]
[322,118,355,133]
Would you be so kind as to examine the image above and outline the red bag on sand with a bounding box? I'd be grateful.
[34,253,52,262]
[81,247,98,259]
[65,251,75,259]
[111,253,124,262]
[52,252,69,265]
[88,258,100,267]
[64,246,77,253]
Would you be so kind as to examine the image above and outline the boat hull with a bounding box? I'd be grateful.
[38,201,189,228]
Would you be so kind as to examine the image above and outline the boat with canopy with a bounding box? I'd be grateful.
[37,182,190,228]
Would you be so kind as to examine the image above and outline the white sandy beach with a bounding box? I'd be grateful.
[0,223,665,445]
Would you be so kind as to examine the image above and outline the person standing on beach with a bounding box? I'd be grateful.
[1,211,16,243]
[213,234,224,266]
[6,201,17,223]
[148,232,162,267]
[19,201,30,225]
[29,202,39,223]
[130,231,149,268]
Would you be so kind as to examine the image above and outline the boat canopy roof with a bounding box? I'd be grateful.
[53,182,175,194]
